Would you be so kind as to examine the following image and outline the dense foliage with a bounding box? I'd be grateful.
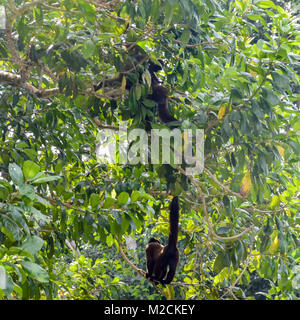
[0,0,299,300]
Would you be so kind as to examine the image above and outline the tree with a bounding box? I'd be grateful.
[0,0,299,300]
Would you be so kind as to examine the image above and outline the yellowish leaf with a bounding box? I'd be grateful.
[249,61,258,77]
[218,105,226,120]
[285,209,291,217]
[241,171,252,196]
[163,285,174,300]
[182,131,189,151]
[268,235,279,254]
[269,195,280,209]
[144,70,151,88]
[249,69,257,77]
[121,75,127,93]
[184,247,191,255]
[276,145,285,158]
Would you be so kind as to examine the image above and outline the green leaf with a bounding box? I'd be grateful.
[131,190,141,202]
[271,72,290,90]
[164,2,174,27]
[179,28,191,45]
[21,236,44,255]
[260,235,270,252]
[275,215,283,231]
[251,103,265,120]
[21,261,49,283]
[27,172,44,182]
[0,215,23,241]
[22,160,40,180]
[247,14,266,27]
[106,233,114,247]
[287,139,300,153]
[111,276,120,285]
[204,0,215,14]
[90,193,100,209]
[10,208,30,235]
[15,141,28,149]
[213,253,228,274]
[142,98,156,108]
[292,272,300,290]
[0,185,9,201]
[138,1,146,19]
[236,241,246,262]
[231,87,243,102]
[278,232,287,254]
[263,219,272,236]
[35,195,51,206]
[82,39,95,59]
[23,148,38,160]
[150,0,160,22]
[230,110,241,122]
[32,175,61,184]
[19,184,36,200]
[27,205,49,222]
[135,85,142,101]
[103,197,115,209]
[117,192,129,205]
[262,88,279,106]
[256,0,277,9]
[121,213,130,233]
[8,163,24,186]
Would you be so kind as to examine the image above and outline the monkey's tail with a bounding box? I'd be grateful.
[167,196,179,247]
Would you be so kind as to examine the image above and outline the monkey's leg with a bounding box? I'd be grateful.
[153,264,167,284]
[160,259,177,284]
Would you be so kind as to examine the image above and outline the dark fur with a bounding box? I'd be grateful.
[94,48,176,125]
[145,196,179,284]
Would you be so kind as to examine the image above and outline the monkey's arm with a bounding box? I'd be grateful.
[146,259,155,278]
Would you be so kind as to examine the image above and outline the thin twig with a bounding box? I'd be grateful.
[222,250,253,300]
[93,117,124,131]
[174,40,222,48]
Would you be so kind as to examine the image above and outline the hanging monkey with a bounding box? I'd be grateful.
[145,196,180,284]
[94,45,176,125]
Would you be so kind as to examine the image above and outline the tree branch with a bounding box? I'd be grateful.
[221,250,253,300]
[115,236,146,278]
[174,39,222,48]
[0,70,123,99]
[178,167,253,242]
[0,70,59,97]
[204,167,245,200]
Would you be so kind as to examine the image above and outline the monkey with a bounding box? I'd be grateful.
[145,196,180,285]
[94,44,150,92]
[148,60,177,124]
[94,45,177,126]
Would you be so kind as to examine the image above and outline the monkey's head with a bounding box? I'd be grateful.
[148,237,161,244]
[148,59,164,73]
